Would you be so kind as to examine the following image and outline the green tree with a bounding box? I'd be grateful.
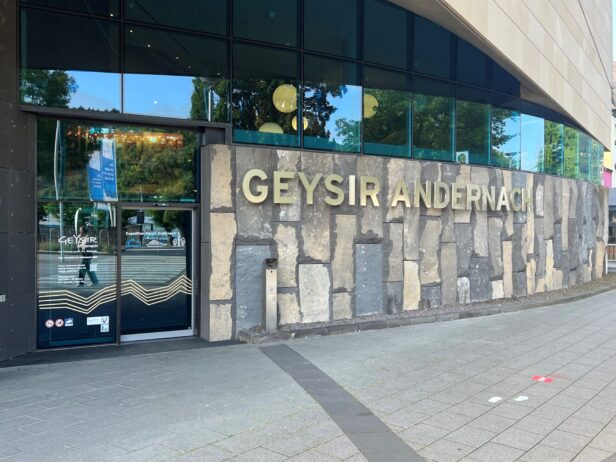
[20,70,77,107]
[544,121,563,175]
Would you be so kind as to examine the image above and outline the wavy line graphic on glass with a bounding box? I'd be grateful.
[38,276,192,314]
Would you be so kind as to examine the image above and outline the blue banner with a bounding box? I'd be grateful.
[88,139,118,202]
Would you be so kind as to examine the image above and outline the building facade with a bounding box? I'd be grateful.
[0,0,611,360]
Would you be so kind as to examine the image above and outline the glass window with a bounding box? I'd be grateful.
[363,67,411,157]
[22,0,119,16]
[125,0,227,35]
[456,87,490,166]
[579,132,592,181]
[37,201,117,348]
[233,0,298,47]
[232,44,300,147]
[491,103,520,170]
[457,39,489,88]
[544,120,564,176]
[124,25,229,122]
[492,62,520,97]
[20,9,120,111]
[364,0,411,70]
[591,140,604,185]
[37,118,199,203]
[303,55,361,153]
[413,16,453,79]
[412,77,454,161]
[563,127,579,178]
[304,0,360,59]
[521,114,544,173]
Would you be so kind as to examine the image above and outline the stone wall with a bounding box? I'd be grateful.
[202,145,609,341]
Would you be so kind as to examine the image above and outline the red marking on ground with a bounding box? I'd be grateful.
[531,375,553,383]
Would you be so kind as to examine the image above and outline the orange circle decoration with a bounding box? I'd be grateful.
[272,84,298,113]
[291,116,309,131]
[364,93,379,118]
[258,122,284,134]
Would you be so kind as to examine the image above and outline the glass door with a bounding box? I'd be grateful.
[120,208,194,340]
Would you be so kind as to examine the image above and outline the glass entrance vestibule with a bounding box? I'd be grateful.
[35,118,200,348]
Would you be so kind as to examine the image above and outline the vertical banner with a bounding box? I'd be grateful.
[87,139,118,202]
[101,138,118,201]
[87,150,104,201]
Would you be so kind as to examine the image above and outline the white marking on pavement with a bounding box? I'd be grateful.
[514,395,529,402]
[488,396,503,403]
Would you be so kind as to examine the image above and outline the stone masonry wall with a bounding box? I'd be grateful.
[203,145,609,341]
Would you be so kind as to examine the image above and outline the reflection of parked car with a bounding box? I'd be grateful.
[125,238,142,248]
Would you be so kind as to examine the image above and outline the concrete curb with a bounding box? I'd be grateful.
[238,281,616,344]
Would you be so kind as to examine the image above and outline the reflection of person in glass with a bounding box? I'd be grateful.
[77,226,99,286]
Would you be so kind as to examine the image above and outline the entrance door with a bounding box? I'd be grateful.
[120,208,194,340]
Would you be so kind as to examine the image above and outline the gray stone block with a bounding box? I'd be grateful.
[357,156,384,241]
[457,277,470,304]
[441,243,457,306]
[235,245,271,333]
[488,217,504,278]
[469,257,490,302]
[355,244,383,316]
[384,223,403,282]
[273,149,301,221]
[385,158,407,222]
[513,271,527,297]
[383,282,403,314]
[331,214,356,291]
[300,152,333,262]
[421,285,442,309]
[419,217,442,284]
[512,171,527,224]
[273,223,299,288]
[512,223,527,272]
[455,223,473,276]
[235,147,273,241]
[553,224,562,269]
[332,154,357,215]
[560,251,570,288]
[299,264,331,323]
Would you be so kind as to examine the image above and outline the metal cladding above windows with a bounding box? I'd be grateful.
[18,0,606,184]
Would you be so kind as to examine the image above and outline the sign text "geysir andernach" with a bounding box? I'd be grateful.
[242,169,532,212]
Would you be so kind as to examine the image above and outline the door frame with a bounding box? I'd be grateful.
[116,204,198,343]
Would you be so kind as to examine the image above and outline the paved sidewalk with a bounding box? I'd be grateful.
[1,290,616,461]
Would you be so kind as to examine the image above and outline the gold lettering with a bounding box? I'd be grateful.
[298,172,323,205]
[242,169,268,204]
[324,174,344,206]
[451,182,464,210]
[496,186,510,211]
[481,186,496,211]
[466,184,481,210]
[360,176,380,206]
[414,180,432,208]
[510,188,523,212]
[349,175,356,206]
[273,171,296,204]
[521,188,532,212]
[433,181,451,209]
[389,179,410,208]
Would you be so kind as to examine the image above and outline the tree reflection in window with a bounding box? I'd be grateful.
[491,108,520,170]
[303,55,361,153]
[36,119,198,203]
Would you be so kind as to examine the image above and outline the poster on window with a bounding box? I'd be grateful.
[88,138,118,202]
